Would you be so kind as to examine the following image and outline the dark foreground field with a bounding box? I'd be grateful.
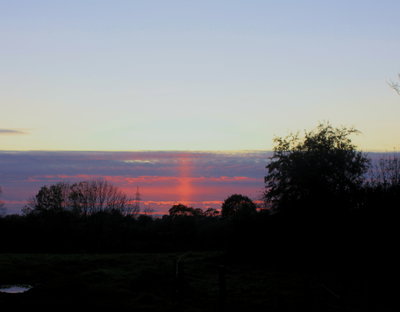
[0,252,378,311]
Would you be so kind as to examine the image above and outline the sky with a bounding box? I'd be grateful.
[0,150,393,215]
[0,0,400,151]
[0,150,269,214]
[1,1,400,214]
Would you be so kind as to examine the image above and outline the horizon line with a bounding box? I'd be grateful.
[0,149,271,153]
[1,149,399,153]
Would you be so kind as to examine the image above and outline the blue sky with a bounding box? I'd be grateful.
[1,0,400,151]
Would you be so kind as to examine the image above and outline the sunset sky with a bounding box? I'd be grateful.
[1,1,400,214]
[0,151,268,214]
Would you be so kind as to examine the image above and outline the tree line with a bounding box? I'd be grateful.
[22,179,138,216]
[0,123,399,272]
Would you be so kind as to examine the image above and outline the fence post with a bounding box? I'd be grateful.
[218,265,226,312]
[174,258,185,304]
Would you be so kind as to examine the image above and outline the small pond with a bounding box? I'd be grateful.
[0,285,32,294]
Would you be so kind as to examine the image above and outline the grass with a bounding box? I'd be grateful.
[0,252,312,311]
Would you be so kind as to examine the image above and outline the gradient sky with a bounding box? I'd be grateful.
[1,0,400,151]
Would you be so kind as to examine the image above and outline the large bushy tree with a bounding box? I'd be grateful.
[264,123,369,215]
[221,194,256,217]
[168,204,203,217]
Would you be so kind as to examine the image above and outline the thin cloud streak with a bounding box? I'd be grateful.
[0,129,28,135]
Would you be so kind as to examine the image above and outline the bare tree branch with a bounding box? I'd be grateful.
[388,73,400,95]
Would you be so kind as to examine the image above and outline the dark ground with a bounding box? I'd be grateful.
[0,252,383,312]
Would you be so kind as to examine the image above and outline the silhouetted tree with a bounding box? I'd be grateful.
[362,153,400,214]
[221,194,256,217]
[24,180,135,216]
[23,182,70,214]
[69,180,133,215]
[0,186,6,216]
[369,153,400,187]
[143,206,155,215]
[264,122,369,216]
[168,204,203,217]
[389,73,400,95]
[203,207,220,217]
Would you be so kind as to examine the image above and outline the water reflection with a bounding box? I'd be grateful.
[0,285,32,294]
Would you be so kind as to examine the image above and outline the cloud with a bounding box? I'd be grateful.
[0,150,270,214]
[0,129,27,135]
[1,150,396,215]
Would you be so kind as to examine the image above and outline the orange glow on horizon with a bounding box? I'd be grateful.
[22,170,262,213]
[177,154,193,205]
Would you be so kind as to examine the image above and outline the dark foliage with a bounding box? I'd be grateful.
[168,203,204,217]
[221,194,256,218]
[264,123,369,216]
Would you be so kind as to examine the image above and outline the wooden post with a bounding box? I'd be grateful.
[175,258,185,302]
[218,265,226,312]
[339,271,348,312]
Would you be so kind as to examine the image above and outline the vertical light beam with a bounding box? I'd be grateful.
[177,154,193,205]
